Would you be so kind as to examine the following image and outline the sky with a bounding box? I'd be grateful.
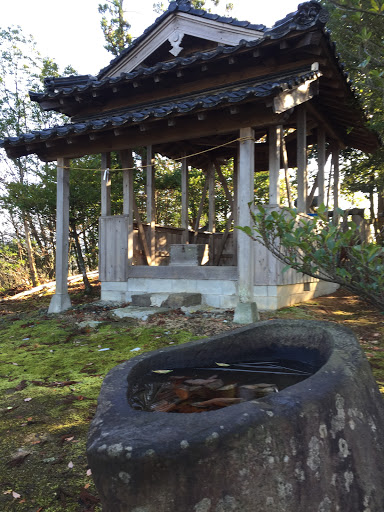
[1,0,301,75]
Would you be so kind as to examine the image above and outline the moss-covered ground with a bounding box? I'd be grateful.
[0,278,383,511]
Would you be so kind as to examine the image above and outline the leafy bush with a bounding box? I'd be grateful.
[237,205,384,311]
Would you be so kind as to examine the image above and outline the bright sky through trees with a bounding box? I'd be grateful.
[2,0,300,74]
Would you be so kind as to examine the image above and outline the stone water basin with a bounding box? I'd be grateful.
[87,320,384,512]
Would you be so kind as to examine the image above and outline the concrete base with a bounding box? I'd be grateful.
[233,301,259,324]
[48,293,71,314]
[100,276,339,312]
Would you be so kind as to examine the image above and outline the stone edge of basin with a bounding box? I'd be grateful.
[87,319,376,459]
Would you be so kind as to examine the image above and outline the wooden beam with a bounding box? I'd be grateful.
[120,150,134,266]
[213,213,233,266]
[296,105,307,213]
[101,152,111,217]
[333,147,340,223]
[48,157,71,313]
[33,104,283,162]
[193,177,209,242]
[208,163,216,233]
[181,156,189,244]
[305,102,346,149]
[146,145,156,265]
[133,194,151,266]
[268,125,282,206]
[237,127,255,303]
[281,132,293,208]
[273,79,319,114]
[317,128,326,206]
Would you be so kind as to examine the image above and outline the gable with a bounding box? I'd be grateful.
[104,11,264,78]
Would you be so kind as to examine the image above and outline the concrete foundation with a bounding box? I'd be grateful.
[101,277,339,311]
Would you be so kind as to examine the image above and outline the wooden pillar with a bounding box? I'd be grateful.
[268,125,282,206]
[208,163,216,233]
[146,145,156,264]
[120,150,134,265]
[48,157,72,313]
[101,152,111,217]
[181,155,189,244]
[297,105,307,213]
[234,128,259,324]
[317,128,326,207]
[233,156,238,266]
[333,147,340,223]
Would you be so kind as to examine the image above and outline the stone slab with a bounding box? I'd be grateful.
[111,306,170,321]
[131,293,202,308]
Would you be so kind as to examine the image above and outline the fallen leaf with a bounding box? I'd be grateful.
[24,397,32,402]
[12,491,21,499]
[152,370,173,374]
[216,362,230,367]
[64,436,74,442]
[68,461,74,469]
[86,469,92,476]
[84,483,90,489]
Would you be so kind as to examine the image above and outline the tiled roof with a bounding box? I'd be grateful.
[97,0,266,79]
[1,68,319,152]
[29,1,329,108]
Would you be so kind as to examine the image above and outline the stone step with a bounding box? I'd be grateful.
[131,292,202,308]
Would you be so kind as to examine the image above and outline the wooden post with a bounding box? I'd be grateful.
[281,131,293,208]
[193,177,209,242]
[317,128,326,207]
[48,157,72,313]
[234,128,259,323]
[181,155,189,244]
[208,163,216,233]
[120,150,134,266]
[233,156,238,266]
[146,145,156,264]
[101,152,111,217]
[333,147,340,223]
[268,125,282,206]
[297,105,307,213]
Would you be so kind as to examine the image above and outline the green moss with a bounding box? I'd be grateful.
[0,312,199,511]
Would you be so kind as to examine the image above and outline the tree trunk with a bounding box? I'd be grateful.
[70,221,92,294]
[23,212,40,287]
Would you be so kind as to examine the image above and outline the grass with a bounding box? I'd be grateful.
[0,278,383,511]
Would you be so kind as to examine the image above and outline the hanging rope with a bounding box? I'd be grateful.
[59,135,255,173]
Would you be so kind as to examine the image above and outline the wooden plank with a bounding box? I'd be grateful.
[101,152,111,216]
[99,216,129,282]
